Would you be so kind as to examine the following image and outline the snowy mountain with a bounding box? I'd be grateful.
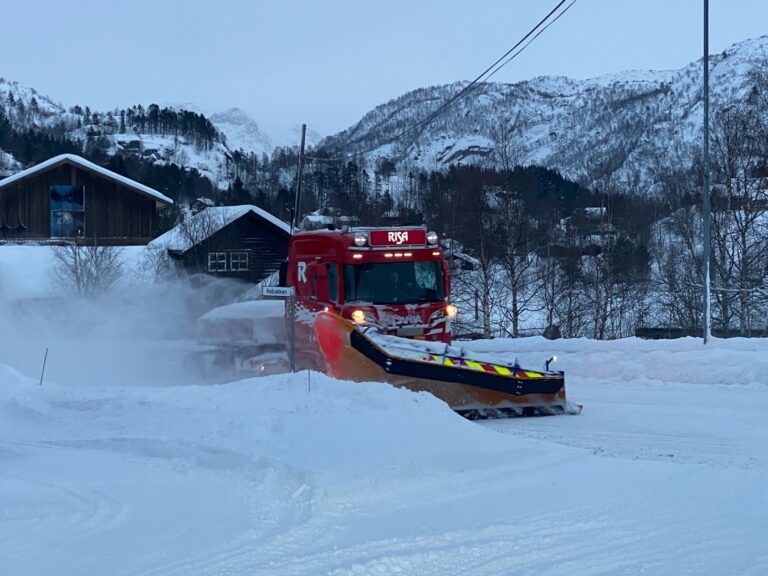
[168,102,322,152]
[2,35,766,197]
[207,108,323,152]
[267,122,324,149]
[0,79,234,185]
[209,107,274,157]
[320,35,768,195]
[0,76,327,188]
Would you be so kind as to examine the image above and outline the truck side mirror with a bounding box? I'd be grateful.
[279,261,288,285]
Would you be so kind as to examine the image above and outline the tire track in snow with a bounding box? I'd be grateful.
[127,464,316,576]
[253,478,762,576]
[0,470,126,561]
[185,476,612,576]
[480,380,768,470]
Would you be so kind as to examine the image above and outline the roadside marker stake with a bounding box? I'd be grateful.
[39,347,48,386]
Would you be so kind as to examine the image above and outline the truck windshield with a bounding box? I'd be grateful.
[344,261,444,304]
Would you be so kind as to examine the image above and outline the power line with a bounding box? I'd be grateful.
[305,0,576,164]
[485,0,577,83]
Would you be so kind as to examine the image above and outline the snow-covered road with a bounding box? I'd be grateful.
[1,337,767,576]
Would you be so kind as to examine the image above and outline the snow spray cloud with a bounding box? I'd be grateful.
[0,245,251,387]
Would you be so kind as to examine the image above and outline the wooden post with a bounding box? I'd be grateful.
[289,292,296,373]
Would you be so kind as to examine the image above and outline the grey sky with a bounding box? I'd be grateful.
[1,1,765,138]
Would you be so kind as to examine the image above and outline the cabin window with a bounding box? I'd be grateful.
[230,251,249,272]
[207,252,227,272]
[50,185,85,237]
[327,263,338,302]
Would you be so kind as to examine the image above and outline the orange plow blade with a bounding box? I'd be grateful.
[314,312,573,418]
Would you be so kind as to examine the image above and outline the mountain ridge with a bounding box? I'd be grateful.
[319,34,768,194]
[1,34,766,198]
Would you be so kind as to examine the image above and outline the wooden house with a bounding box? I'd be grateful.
[0,154,173,244]
[149,205,291,284]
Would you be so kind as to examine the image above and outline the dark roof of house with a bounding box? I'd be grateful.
[148,205,291,252]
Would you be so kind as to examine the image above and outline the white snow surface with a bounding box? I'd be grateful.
[199,299,284,322]
[1,319,767,575]
[1,245,767,575]
[209,107,274,156]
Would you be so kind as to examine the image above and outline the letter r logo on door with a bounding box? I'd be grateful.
[298,261,307,283]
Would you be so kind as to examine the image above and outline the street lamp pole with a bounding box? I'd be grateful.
[702,0,712,343]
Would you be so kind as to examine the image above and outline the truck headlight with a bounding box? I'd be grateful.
[351,309,366,324]
[446,304,458,318]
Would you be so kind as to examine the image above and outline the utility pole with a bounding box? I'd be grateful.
[292,123,307,233]
[702,0,712,343]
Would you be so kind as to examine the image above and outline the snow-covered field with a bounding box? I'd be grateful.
[2,327,767,575]
[1,246,767,575]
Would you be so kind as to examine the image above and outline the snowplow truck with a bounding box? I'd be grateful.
[283,226,571,417]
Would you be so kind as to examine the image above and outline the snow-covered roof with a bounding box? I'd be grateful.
[149,205,290,252]
[0,154,173,205]
[198,299,284,322]
[584,207,608,219]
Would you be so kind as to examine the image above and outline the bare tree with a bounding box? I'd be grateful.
[537,222,589,339]
[650,219,704,333]
[489,113,524,172]
[708,62,768,335]
[139,247,177,284]
[174,207,230,275]
[493,188,538,337]
[52,241,125,295]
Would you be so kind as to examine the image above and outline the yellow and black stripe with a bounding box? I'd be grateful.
[351,331,565,397]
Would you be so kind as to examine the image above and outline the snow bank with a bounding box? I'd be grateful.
[0,363,34,388]
[463,335,768,388]
[0,245,57,300]
[0,370,506,478]
[0,244,151,299]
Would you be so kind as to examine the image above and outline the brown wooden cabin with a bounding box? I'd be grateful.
[149,205,291,284]
[0,154,173,245]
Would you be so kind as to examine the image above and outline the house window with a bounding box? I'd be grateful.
[230,252,249,272]
[208,252,227,272]
[50,185,85,237]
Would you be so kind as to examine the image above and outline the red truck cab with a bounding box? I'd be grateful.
[285,227,455,367]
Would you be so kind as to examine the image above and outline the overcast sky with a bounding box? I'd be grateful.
[0,1,765,138]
